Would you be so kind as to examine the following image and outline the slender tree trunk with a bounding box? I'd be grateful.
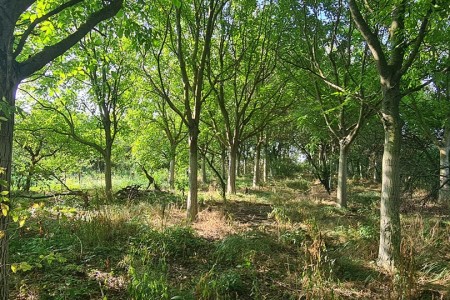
[378,87,402,271]
[359,162,364,180]
[227,144,238,194]
[253,141,262,188]
[372,157,380,183]
[221,146,226,180]
[337,141,349,208]
[24,167,34,192]
[104,149,113,202]
[187,128,199,221]
[236,149,241,178]
[263,142,269,183]
[169,156,175,191]
[439,129,450,202]
[201,154,207,184]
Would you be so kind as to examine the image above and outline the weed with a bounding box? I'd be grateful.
[128,264,171,300]
[214,231,277,266]
[300,219,337,299]
[285,179,311,193]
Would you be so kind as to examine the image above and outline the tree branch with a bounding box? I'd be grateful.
[14,0,84,58]
[18,0,123,80]
[348,0,388,76]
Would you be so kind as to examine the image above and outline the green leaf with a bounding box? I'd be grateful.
[11,262,32,273]
[173,0,181,8]
[20,262,33,272]
[0,191,8,196]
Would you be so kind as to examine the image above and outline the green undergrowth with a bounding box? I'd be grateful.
[8,180,450,299]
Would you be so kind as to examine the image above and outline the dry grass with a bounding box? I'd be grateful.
[9,180,450,299]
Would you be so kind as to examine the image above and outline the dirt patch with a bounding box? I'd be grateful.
[223,200,274,227]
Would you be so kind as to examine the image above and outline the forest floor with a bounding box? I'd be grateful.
[8,178,450,299]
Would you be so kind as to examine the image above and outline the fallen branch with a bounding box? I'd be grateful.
[18,191,86,199]
[18,190,89,207]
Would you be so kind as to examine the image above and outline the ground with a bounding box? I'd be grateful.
[8,178,450,299]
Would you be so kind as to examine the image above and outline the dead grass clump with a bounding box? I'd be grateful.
[192,207,236,240]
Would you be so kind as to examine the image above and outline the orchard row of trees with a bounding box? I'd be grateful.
[0,0,449,297]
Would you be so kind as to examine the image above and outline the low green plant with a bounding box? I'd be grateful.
[214,232,275,266]
[195,266,254,300]
[128,264,170,300]
[285,179,310,193]
[301,220,337,299]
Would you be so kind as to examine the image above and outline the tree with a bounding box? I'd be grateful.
[128,98,187,191]
[33,24,133,202]
[282,0,378,207]
[0,1,123,296]
[142,0,227,220]
[349,0,436,270]
[13,108,63,191]
[207,1,287,194]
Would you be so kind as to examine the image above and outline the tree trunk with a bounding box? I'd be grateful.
[221,146,226,180]
[236,150,241,178]
[187,129,199,221]
[263,143,269,183]
[253,141,262,188]
[378,87,402,271]
[169,156,175,191]
[201,154,207,184]
[24,168,33,192]
[0,75,18,300]
[337,141,349,208]
[372,156,380,183]
[0,101,14,300]
[227,144,238,194]
[104,150,113,202]
[0,215,8,300]
[439,129,450,202]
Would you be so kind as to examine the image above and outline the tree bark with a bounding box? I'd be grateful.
[23,159,37,192]
[439,129,450,202]
[337,141,349,208]
[263,142,269,183]
[104,150,113,202]
[378,86,402,271]
[0,77,18,300]
[369,154,380,183]
[201,154,207,184]
[253,140,262,188]
[169,156,175,191]
[221,146,227,180]
[227,144,238,194]
[187,129,199,221]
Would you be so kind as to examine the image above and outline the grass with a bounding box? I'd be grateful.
[7,177,450,299]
